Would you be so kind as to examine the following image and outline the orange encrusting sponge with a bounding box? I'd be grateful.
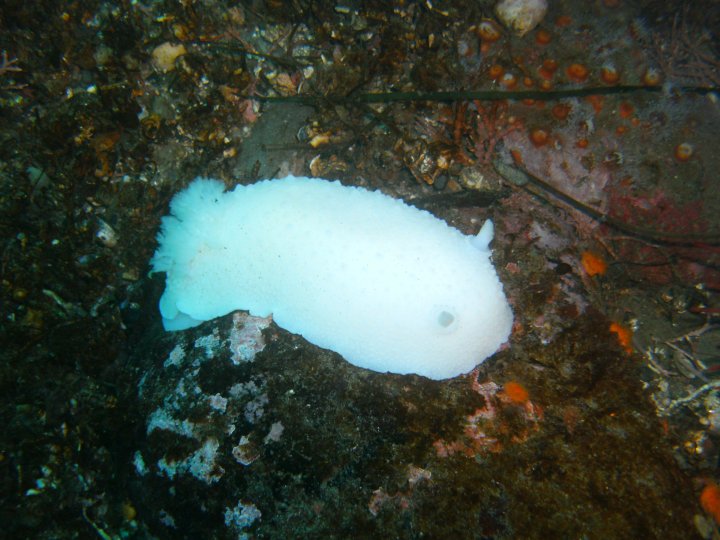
[581,251,607,276]
[609,322,633,353]
[503,381,529,403]
[701,483,720,524]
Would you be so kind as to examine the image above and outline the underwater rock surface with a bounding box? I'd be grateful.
[131,308,697,539]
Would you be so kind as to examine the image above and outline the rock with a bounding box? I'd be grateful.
[495,0,548,37]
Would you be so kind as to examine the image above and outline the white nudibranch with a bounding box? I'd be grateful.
[150,176,513,380]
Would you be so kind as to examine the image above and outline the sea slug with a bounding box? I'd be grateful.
[151,176,513,380]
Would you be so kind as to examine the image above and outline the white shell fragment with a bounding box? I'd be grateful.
[495,0,548,37]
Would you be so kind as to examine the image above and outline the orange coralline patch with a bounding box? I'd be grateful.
[600,65,620,84]
[529,128,549,146]
[566,63,589,83]
[538,79,553,91]
[488,64,505,80]
[500,72,518,89]
[476,19,502,43]
[581,250,607,276]
[576,138,589,149]
[551,103,571,120]
[701,483,720,524]
[619,102,634,119]
[674,142,694,162]
[538,58,558,80]
[538,67,554,81]
[609,322,633,353]
[555,15,572,27]
[435,379,542,459]
[535,28,552,45]
[642,67,662,86]
[510,148,524,165]
[586,94,604,114]
[502,381,529,403]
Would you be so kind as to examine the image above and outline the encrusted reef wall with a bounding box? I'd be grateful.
[130,299,697,539]
[3,1,718,537]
